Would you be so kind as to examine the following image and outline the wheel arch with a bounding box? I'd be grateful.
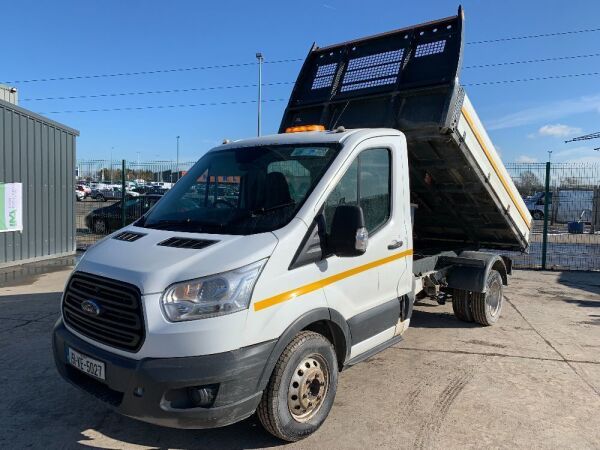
[446,251,508,293]
[257,308,351,392]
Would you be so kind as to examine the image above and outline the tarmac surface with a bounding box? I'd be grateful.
[0,264,599,449]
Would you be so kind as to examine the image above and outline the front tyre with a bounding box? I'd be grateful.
[257,331,338,442]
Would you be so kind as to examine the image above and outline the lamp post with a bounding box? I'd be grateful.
[176,136,180,182]
[256,52,264,136]
[110,146,114,184]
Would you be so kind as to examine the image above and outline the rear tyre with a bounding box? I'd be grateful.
[532,210,544,220]
[452,289,473,322]
[257,331,338,442]
[471,270,503,326]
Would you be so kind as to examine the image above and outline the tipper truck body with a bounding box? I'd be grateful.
[53,8,531,441]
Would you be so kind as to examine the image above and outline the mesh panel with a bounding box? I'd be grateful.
[311,63,338,90]
[343,62,402,84]
[347,49,404,70]
[315,63,338,77]
[311,75,335,90]
[341,77,397,92]
[415,40,446,57]
[340,49,404,92]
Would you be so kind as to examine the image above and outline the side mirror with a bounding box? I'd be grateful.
[329,205,368,257]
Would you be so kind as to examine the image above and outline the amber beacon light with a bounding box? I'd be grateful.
[285,124,326,133]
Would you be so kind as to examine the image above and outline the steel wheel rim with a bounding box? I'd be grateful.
[487,278,502,317]
[287,354,329,423]
[95,220,106,234]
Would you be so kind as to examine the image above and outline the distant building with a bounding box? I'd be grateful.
[0,83,18,105]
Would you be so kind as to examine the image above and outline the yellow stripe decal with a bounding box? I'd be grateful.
[254,249,413,312]
[461,107,532,230]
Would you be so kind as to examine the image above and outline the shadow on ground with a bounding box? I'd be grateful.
[410,300,479,329]
[557,271,600,296]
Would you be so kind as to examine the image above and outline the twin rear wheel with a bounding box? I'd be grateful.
[452,270,504,326]
[257,331,338,442]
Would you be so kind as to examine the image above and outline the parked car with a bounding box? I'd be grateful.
[75,189,85,202]
[524,189,593,223]
[85,194,162,234]
[76,185,92,198]
[91,186,140,202]
[523,192,552,220]
[150,181,174,189]
[131,185,168,196]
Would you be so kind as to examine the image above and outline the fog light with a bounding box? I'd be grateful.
[188,384,218,407]
[133,387,144,397]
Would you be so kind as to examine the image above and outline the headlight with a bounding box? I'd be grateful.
[160,259,267,321]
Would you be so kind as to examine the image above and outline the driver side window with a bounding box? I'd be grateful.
[324,148,391,234]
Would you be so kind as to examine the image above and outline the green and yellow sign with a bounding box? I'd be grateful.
[0,183,22,233]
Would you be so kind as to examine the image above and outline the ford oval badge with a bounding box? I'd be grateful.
[81,299,101,316]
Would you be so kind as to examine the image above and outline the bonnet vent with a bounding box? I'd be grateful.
[157,237,218,249]
[113,231,147,242]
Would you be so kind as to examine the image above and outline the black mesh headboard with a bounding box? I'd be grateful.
[279,7,464,134]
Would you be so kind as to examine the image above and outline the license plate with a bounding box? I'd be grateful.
[67,347,106,381]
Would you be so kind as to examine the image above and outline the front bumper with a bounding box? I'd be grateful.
[53,319,275,429]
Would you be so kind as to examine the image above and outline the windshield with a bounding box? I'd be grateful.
[137,144,340,234]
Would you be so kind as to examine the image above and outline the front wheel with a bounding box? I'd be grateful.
[532,210,544,220]
[257,331,338,442]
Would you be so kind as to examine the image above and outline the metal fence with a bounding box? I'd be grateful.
[75,159,195,249]
[75,159,600,271]
[505,162,599,271]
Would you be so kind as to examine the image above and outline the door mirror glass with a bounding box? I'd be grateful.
[328,205,368,257]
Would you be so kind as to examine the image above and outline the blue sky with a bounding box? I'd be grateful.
[4,0,600,164]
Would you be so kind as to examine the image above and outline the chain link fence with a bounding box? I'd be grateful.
[506,162,599,271]
[75,159,600,271]
[75,160,195,249]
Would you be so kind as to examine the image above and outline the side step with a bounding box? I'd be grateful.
[343,335,403,369]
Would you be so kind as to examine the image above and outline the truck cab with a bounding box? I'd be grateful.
[54,128,416,438]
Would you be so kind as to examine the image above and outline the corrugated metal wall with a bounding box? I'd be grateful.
[0,99,79,267]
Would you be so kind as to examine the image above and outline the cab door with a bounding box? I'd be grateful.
[320,137,409,357]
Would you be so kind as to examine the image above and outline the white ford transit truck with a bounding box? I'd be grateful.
[53,8,531,442]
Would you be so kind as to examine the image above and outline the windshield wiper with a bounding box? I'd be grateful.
[224,202,296,228]
[143,218,202,231]
[249,201,296,216]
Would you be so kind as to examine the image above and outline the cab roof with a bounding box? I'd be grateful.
[211,128,402,152]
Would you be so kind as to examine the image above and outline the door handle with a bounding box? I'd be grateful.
[388,240,404,250]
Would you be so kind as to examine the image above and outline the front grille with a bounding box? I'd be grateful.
[62,272,145,352]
